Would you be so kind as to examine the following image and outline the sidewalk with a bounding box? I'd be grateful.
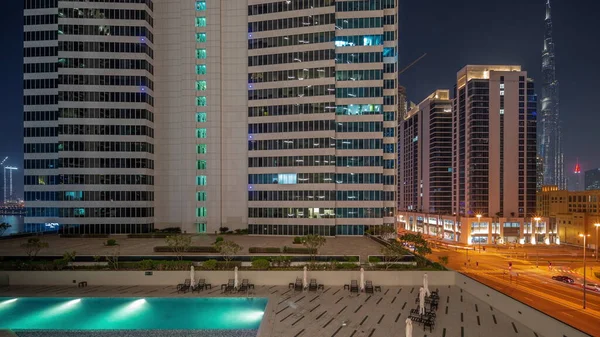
[574,266,600,282]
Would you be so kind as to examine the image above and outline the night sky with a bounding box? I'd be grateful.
[0,0,598,198]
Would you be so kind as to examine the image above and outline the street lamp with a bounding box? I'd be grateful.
[595,224,600,262]
[579,233,591,309]
[532,217,540,245]
[476,214,482,252]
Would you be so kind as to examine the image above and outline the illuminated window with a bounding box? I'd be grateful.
[195,1,206,11]
[500,109,505,115]
[197,144,207,154]
[196,128,207,138]
[197,160,207,170]
[196,207,207,217]
[197,223,206,233]
[196,33,206,43]
[196,49,207,59]
[197,191,207,201]
[196,112,207,123]
[195,80,207,91]
[500,83,505,89]
[276,173,297,184]
[196,175,207,186]
[500,90,505,96]
[195,17,206,27]
[195,64,206,75]
[196,96,207,106]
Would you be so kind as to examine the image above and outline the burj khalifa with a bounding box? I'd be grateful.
[540,0,565,189]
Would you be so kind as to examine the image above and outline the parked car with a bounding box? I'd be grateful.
[584,283,600,292]
[551,275,575,284]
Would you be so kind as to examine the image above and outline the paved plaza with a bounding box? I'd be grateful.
[1,283,542,337]
[0,236,382,262]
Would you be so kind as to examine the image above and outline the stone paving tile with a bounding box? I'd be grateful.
[0,285,544,337]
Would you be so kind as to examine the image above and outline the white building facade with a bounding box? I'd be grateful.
[23,0,398,236]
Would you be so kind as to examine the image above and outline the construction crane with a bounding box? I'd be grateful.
[398,53,427,76]
[397,53,427,120]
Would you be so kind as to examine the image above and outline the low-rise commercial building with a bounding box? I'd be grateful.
[537,185,600,246]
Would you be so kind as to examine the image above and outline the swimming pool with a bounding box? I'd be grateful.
[0,297,268,330]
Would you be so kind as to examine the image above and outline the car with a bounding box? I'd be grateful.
[552,275,575,284]
[584,283,600,292]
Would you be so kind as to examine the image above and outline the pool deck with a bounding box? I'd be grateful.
[0,284,543,337]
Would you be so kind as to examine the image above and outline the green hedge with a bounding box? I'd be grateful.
[128,234,170,239]
[60,234,109,238]
[368,256,382,263]
[251,259,270,269]
[282,246,315,254]
[153,246,217,253]
[121,260,192,271]
[249,247,281,253]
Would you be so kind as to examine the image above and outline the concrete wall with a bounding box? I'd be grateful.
[0,270,455,287]
[456,273,588,337]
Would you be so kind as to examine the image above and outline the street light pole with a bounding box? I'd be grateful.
[595,224,600,262]
[476,214,482,252]
[579,233,591,309]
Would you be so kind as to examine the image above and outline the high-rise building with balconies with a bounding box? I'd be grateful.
[398,90,452,215]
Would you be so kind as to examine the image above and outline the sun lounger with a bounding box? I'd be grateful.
[177,279,191,293]
[350,280,359,293]
[239,279,249,292]
[308,279,318,291]
[294,278,303,291]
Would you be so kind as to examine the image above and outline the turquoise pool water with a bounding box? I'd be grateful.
[0,297,267,330]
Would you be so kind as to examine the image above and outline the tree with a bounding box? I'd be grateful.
[214,240,242,267]
[438,255,449,266]
[380,242,410,269]
[63,250,77,270]
[21,238,49,260]
[302,234,326,261]
[106,247,120,270]
[379,225,397,240]
[165,234,192,260]
[0,222,11,236]
[399,233,431,256]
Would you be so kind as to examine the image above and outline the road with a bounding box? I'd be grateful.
[428,242,600,336]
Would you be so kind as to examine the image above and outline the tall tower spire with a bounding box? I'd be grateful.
[540,0,565,189]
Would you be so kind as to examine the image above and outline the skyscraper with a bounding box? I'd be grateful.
[23,0,398,236]
[540,0,565,189]
[452,65,537,219]
[398,90,452,214]
[397,65,542,245]
[584,168,600,191]
[569,161,583,191]
[23,0,156,233]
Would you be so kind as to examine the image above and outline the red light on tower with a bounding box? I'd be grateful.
[574,162,581,174]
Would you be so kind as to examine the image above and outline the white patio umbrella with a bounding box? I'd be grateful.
[419,287,426,315]
[190,265,195,287]
[360,267,365,291]
[405,318,413,337]
[423,272,430,296]
[234,266,239,289]
[303,266,308,290]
